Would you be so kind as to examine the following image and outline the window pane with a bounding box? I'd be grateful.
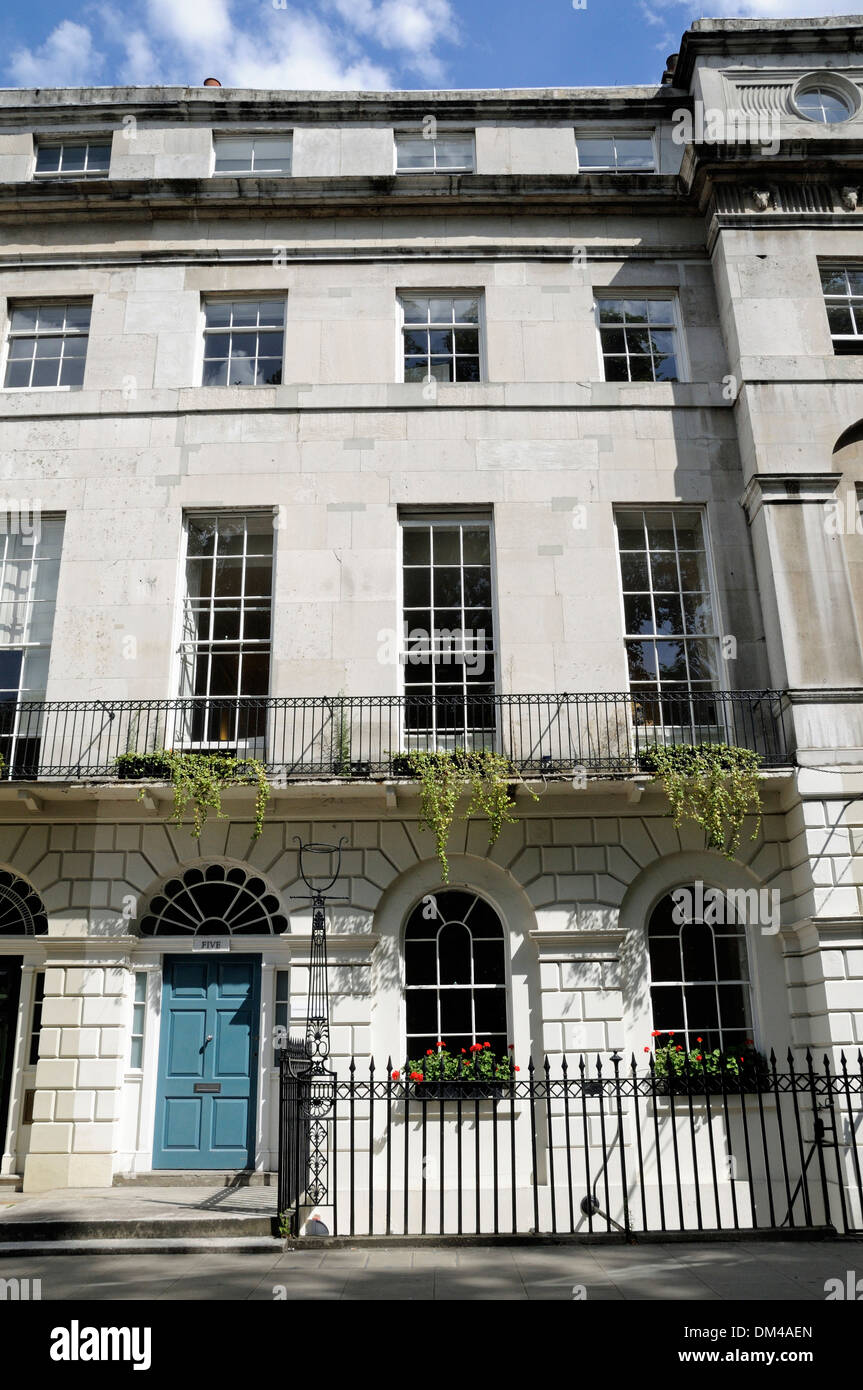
[401,296,429,323]
[578,137,615,168]
[403,528,430,565]
[397,138,434,169]
[205,301,232,328]
[35,147,61,173]
[462,528,490,564]
[615,138,654,169]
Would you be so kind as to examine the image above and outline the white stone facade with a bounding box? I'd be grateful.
[0,17,860,1205]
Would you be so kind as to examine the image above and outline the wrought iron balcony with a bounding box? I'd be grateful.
[0,690,792,783]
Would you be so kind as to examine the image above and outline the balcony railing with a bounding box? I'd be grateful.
[0,690,792,782]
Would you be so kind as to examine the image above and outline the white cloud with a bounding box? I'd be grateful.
[644,0,858,19]
[229,14,393,90]
[707,0,858,12]
[143,0,234,51]
[326,0,458,80]
[8,20,105,88]
[4,1,459,90]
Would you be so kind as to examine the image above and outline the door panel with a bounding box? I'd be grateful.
[0,958,22,1158]
[153,955,260,1169]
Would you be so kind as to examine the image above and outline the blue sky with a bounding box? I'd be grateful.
[0,0,855,91]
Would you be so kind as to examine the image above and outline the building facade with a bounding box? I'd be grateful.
[0,17,860,1213]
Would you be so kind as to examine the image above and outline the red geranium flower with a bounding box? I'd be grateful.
[437,1040,444,1048]
[461,1048,466,1054]
[669,1032,675,1037]
[696,1037,702,1043]
[426,1049,433,1055]
[514,1066,520,1072]
[651,1030,660,1037]
[392,1070,400,1080]
[410,1071,424,1082]
[508,1044,514,1050]
[643,1047,650,1053]
[696,1055,702,1062]
[483,1041,491,1048]
[676,1045,683,1051]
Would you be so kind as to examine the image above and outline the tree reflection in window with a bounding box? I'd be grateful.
[404,889,508,1058]
[648,886,753,1054]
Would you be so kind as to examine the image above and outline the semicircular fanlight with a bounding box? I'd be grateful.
[0,870,48,936]
[138,863,288,936]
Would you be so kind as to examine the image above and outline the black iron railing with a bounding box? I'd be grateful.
[0,690,792,781]
[278,1049,863,1239]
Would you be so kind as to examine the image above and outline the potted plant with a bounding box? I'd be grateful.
[114,748,270,841]
[639,742,763,860]
[645,1032,771,1095]
[405,1040,520,1100]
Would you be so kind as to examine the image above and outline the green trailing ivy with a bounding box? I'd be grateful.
[115,749,270,841]
[640,742,762,859]
[405,749,538,883]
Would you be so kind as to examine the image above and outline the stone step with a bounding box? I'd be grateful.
[0,1236,285,1256]
[112,1170,277,1188]
[0,1175,22,1190]
[0,1215,278,1242]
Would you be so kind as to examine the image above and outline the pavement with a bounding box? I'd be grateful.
[0,1186,860,1298]
[0,1234,861,1300]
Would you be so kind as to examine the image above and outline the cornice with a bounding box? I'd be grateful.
[741,472,843,522]
[674,18,863,91]
[0,171,687,223]
[0,90,685,128]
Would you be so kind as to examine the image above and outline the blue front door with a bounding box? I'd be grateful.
[153,955,260,1169]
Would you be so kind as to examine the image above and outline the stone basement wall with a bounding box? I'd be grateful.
[27,956,128,1190]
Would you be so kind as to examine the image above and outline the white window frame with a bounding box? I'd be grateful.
[403,890,511,1060]
[172,510,275,757]
[1,301,92,393]
[397,512,499,753]
[394,130,476,174]
[790,72,859,125]
[0,514,65,775]
[199,295,287,389]
[819,263,863,353]
[271,968,290,1067]
[129,971,147,1071]
[28,969,45,1067]
[647,889,755,1055]
[396,290,486,385]
[212,134,293,176]
[593,293,688,384]
[33,141,111,179]
[575,131,657,173]
[613,505,729,743]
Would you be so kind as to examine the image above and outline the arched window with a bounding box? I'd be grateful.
[647,886,753,1052]
[138,863,287,936]
[0,871,47,935]
[404,889,507,1058]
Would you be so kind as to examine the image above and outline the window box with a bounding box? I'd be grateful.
[646,1072,773,1098]
[408,1079,514,1101]
[115,752,173,781]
